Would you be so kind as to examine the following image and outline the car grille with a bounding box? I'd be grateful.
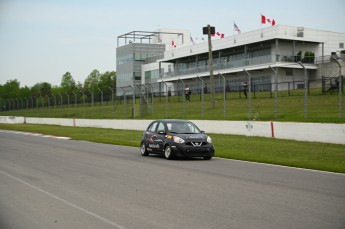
[185,142,207,147]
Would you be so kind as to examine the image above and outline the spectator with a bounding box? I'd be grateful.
[184,85,191,101]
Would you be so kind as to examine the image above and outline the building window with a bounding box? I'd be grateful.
[285,68,294,76]
[340,43,344,49]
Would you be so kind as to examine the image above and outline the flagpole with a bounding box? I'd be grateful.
[260,14,263,37]
[233,21,235,36]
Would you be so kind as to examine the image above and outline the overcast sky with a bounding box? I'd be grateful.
[1,0,344,87]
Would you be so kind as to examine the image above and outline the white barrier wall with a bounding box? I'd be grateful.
[0,116,344,145]
[0,116,24,124]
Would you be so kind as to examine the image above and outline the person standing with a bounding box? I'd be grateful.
[184,85,191,101]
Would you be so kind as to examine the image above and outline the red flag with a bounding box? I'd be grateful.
[171,40,176,48]
[215,32,225,38]
[261,14,275,26]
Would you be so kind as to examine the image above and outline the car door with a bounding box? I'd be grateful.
[145,121,164,152]
[154,121,166,152]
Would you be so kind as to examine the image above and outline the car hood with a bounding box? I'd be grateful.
[177,133,207,141]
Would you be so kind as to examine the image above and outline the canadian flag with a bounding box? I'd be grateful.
[212,31,225,38]
[261,14,275,26]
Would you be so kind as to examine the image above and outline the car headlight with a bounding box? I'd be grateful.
[207,136,212,143]
[173,136,185,143]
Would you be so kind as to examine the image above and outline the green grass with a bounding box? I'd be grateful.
[1,123,344,174]
[2,89,344,123]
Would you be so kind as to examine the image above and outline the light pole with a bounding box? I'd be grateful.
[203,25,216,108]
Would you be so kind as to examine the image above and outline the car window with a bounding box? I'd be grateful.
[148,122,158,132]
[186,123,200,133]
[168,122,201,134]
[157,122,165,133]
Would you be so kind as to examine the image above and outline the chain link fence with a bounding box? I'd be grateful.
[1,72,344,122]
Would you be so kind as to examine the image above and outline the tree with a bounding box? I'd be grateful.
[1,79,20,99]
[99,71,116,98]
[19,86,31,98]
[31,82,52,97]
[61,72,76,93]
[84,69,100,92]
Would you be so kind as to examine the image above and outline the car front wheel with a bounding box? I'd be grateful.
[140,142,149,156]
[164,145,174,160]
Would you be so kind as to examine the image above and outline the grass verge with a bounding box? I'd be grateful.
[0,123,344,174]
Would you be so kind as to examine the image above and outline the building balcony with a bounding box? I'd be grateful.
[161,54,317,79]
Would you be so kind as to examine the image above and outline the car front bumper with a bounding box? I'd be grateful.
[171,143,215,158]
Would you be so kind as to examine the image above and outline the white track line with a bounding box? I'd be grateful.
[0,170,126,229]
[0,129,70,140]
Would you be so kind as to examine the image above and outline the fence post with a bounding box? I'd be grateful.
[65,93,70,117]
[72,92,77,108]
[128,85,135,119]
[31,97,34,110]
[120,87,126,117]
[80,91,85,116]
[58,93,63,110]
[162,81,168,118]
[147,83,154,114]
[179,78,186,116]
[40,96,43,110]
[88,89,94,107]
[109,87,114,118]
[46,95,50,112]
[98,88,103,106]
[331,56,343,119]
[197,76,204,116]
[298,61,308,118]
[52,94,56,109]
[244,69,252,121]
[136,84,142,118]
[24,98,28,110]
[218,73,226,118]
[269,66,278,119]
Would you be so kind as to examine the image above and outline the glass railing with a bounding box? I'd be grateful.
[161,54,318,79]
[162,55,274,78]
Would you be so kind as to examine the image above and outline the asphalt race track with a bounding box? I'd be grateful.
[0,130,344,229]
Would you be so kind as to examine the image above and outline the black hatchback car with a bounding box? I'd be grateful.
[140,120,215,160]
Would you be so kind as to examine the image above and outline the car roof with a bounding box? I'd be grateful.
[155,119,192,123]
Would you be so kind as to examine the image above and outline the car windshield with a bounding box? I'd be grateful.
[166,122,201,134]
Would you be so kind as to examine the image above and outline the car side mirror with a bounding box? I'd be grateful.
[201,130,205,134]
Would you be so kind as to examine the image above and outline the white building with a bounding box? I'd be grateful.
[116,25,345,96]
